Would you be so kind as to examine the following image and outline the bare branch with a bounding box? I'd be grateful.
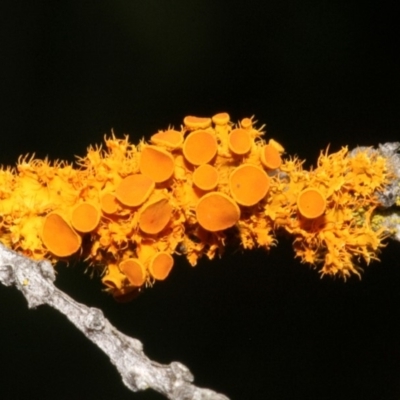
[0,244,229,400]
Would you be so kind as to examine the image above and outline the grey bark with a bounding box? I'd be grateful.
[0,244,229,400]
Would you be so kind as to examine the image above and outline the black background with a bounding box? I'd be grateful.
[1,1,399,399]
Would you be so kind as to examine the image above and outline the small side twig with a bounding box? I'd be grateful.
[0,244,229,400]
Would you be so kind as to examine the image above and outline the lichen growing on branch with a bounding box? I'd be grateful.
[0,112,399,300]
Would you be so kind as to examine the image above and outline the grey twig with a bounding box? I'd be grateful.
[0,243,229,400]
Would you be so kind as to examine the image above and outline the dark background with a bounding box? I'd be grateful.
[1,1,399,399]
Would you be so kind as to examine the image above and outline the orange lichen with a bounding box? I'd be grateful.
[150,129,183,149]
[212,112,230,125]
[149,252,174,280]
[297,188,326,219]
[184,115,212,130]
[71,203,100,233]
[139,146,175,183]
[0,111,392,298]
[102,263,126,291]
[100,193,119,214]
[196,192,240,231]
[138,197,173,234]
[240,117,253,129]
[42,213,81,257]
[260,143,282,170]
[192,164,219,191]
[183,130,218,165]
[229,164,270,206]
[119,258,146,287]
[115,174,155,207]
[101,264,142,301]
[268,138,285,153]
[228,128,252,155]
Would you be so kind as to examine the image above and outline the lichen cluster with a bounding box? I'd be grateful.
[0,113,391,299]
